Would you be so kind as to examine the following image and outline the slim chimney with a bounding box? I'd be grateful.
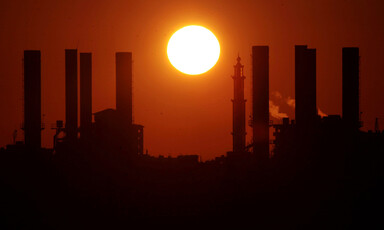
[342,47,360,130]
[24,50,41,149]
[116,52,133,125]
[65,49,78,142]
[80,53,92,141]
[252,46,269,160]
[295,45,317,128]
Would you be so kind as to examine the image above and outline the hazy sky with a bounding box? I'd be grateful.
[1,0,383,159]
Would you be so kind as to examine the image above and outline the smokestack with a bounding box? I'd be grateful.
[252,46,269,160]
[65,49,78,142]
[80,53,92,141]
[232,56,246,154]
[342,47,360,130]
[24,50,41,149]
[116,52,133,125]
[295,45,317,128]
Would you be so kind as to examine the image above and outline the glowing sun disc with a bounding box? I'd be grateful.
[167,25,220,75]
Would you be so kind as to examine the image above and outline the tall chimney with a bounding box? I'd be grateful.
[342,47,360,130]
[232,55,246,154]
[65,49,78,142]
[80,53,92,141]
[295,45,317,129]
[252,46,269,160]
[24,50,41,149]
[116,52,133,125]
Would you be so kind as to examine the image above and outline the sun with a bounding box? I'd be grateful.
[167,25,220,75]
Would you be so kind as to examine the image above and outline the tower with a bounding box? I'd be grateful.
[342,47,360,130]
[65,49,78,142]
[24,50,41,149]
[80,53,92,141]
[116,52,133,125]
[252,46,269,160]
[295,45,317,129]
[231,55,246,153]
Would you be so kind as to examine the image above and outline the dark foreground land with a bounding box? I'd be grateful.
[1,131,384,229]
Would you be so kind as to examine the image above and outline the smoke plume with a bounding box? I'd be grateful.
[272,91,283,100]
[272,91,327,118]
[286,96,295,108]
[318,108,327,118]
[269,100,288,119]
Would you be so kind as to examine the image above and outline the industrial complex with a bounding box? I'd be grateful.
[1,46,383,228]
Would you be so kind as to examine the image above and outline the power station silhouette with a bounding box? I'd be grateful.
[1,46,383,228]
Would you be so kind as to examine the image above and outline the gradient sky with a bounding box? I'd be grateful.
[1,0,384,160]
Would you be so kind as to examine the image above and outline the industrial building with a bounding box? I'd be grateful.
[273,47,362,157]
[2,46,383,227]
[18,46,367,164]
[21,50,144,158]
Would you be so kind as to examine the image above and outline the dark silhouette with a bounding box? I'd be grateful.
[295,45,317,129]
[80,53,92,142]
[23,50,41,149]
[65,49,78,143]
[1,46,383,229]
[116,52,133,125]
[230,55,246,155]
[252,46,269,160]
[343,47,361,131]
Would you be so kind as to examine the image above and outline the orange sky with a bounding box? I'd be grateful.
[1,0,384,160]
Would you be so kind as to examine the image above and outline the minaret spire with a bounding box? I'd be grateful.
[231,55,247,154]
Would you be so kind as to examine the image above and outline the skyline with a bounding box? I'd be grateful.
[2,44,381,228]
[1,0,384,160]
[1,1,384,226]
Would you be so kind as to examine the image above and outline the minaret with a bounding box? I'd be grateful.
[232,55,246,153]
